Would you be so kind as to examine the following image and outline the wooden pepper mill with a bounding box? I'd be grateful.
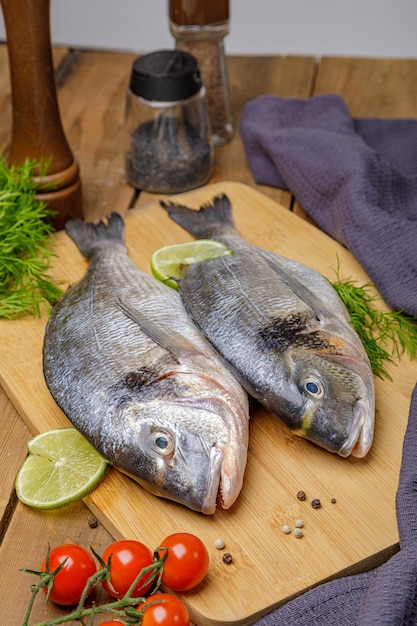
[0,0,83,230]
[169,0,233,145]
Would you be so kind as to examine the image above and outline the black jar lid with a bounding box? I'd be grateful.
[129,49,202,102]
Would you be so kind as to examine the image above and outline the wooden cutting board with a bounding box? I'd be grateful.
[1,182,415,625]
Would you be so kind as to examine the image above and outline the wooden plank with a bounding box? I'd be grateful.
[314,57,417,117]
[293,57,417,220]
[0,46,12,154]
[0,181,414,625]
[53,49,139,222]
[215,56,316,200]
[0,500,116,624]
[137,55,317,209]
[0,396,26,527]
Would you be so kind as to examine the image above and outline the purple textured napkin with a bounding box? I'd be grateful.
[240,94,417,318]
[253,383,417,626]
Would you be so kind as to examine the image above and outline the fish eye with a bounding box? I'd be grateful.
[302,376,324,399]
[151,429,175,456]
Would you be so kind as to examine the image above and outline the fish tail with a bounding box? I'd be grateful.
[65,212,126,259]
[160,193,237,238]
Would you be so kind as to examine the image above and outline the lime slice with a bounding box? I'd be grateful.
[15,427,108,510]
[151,240,232,290]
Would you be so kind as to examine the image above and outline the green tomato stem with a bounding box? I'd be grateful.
[21,554,166,626]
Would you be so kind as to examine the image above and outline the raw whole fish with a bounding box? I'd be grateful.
[42,213,249,514]
[160,194,375,458]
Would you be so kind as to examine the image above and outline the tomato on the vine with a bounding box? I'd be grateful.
[138,593,190,626]
[101,539,154,599]
[156,532,209,591]
[41,544,97,606]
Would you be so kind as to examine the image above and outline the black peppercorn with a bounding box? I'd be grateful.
[297,490,306,501]
[311,498,321,509]
[88,517,98,528]
[222,552,233,564]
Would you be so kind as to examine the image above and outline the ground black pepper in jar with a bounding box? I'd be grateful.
[124,49,213,193]
[169,0,233,145]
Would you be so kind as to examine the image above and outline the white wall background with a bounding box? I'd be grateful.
[1,0,416,58]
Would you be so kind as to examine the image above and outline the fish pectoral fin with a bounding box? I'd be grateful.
[116,299,204,360]
[296,318,323,335]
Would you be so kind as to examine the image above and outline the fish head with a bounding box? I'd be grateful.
[110,398,248,514]
[270,347,375,457]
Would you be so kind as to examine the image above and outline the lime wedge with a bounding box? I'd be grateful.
[15,427,108,510]
[151,240,232,290]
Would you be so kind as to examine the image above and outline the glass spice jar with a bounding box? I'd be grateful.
[169,0,233,145]
[124,49,213,194]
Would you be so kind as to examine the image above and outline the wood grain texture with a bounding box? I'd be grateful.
[54,49,139,223]
[0,500,115,623]
[1,182,415,625]
[0,45,69,156]
[314,57,417,117]
[0,396,25,528]
[0,46,11,154]
[293,57,417,220]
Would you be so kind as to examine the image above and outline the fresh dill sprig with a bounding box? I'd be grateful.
[329,262,417,380]
[0,156,64,319]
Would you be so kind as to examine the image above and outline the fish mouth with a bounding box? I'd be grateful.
[202,443,247,514]
[338,398,374,458]
[201,445,223,514]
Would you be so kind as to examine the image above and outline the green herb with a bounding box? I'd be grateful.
[329,262,417,380]
[0,156,63,319]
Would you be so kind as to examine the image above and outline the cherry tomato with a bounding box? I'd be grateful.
[157,533,209,591]
[138,593,190,626]
[101,539,154,599]
[41,544,97,606]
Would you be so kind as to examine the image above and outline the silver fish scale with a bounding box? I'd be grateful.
[179,242,335,386]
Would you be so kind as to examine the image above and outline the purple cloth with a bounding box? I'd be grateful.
[241,93,417,624]
[253,383,417,626]
[240,94,417,318]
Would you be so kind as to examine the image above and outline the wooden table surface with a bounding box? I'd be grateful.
[0,45,416,624]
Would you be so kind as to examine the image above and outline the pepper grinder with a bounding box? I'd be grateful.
[0,0,83,230]
[124,49,213,193]
[169,0,233,145]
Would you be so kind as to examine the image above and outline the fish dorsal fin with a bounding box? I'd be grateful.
[116,299,203,360]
